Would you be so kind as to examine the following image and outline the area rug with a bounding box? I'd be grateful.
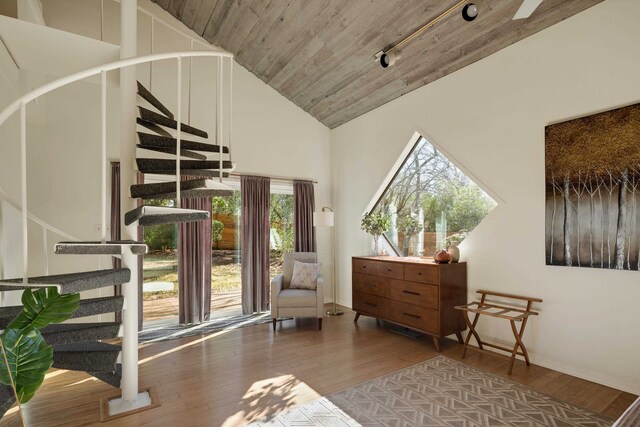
[327,355,613,426]
[249,356,614,426]
[139,312,276,343]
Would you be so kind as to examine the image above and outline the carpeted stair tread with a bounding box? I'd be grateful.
[136,158,233,174]
[137,118,172,137]
[54,241,147,255]
[52,342,120,373]
[0,269,131,294]
[138,107,208,138]
[0,296,124,328]
[0,384,16,419]
[41,322,121,345]
[130,179,206,199]
[137,188,234,200]
[89,363,122,388]
[142,169,231,178]
[138,132,229,153]
[137,81,174,119]
[124,205,209,226]
[137,144,207,160]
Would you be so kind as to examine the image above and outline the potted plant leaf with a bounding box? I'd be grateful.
[361,212,391,255]
[0,287,79,407]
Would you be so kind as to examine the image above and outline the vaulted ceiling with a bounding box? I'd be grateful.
[153,0,603,129]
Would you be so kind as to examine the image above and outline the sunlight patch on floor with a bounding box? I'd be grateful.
[222,375,321,427]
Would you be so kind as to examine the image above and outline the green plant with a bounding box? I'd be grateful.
[446,230,469,247]
[397,215,423,237]
[212,219,224,249]
[361,212,391,237]
[0,287,79,403]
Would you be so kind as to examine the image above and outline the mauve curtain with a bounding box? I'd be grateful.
[110,164,144,329]
[294,180,316,252]
[110,163,122,323]
[241,176,271,314]
[178,191,212,324]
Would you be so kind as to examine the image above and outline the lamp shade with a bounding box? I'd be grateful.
[313,211,334,227]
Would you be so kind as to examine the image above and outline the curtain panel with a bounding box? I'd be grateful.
[241,175,271,314]
[293,180,316,252]
[178,190,213,324]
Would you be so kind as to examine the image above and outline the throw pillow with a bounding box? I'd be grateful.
[289,260,322,290]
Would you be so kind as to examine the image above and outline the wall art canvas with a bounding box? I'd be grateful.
[545,103,640,270]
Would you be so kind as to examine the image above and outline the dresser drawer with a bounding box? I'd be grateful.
[404,264,439,285]
[353,292,389,318]
[353,258,379,276]
[389,301,438,334]
[377,262,404,280]
[389,280,438,310]
[353,273,389,298]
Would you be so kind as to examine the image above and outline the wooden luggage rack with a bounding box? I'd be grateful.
[455,289,542,375]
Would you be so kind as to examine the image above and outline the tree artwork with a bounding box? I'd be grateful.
[545,103,640,270]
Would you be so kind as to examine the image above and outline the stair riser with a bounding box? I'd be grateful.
[42,324,121,346]
[124,206,209,226]
[54,242,147,255]
[140,169,231,178]
[137,145,208,160]
[138,107,208,138]
[52,351,120,373]
[0,384,16,419]
[137,189,233,200]
[137,118,172,137]
[136,158,233,173]
[130,179,206,199]
[138,132,229,153]
[137,81,174,119]
[0,269,131,294]
[72,296,124,319]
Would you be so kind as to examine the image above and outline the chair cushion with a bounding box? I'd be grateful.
[277,288,317,308]
[283,252,317,287]
[290,261,321,290]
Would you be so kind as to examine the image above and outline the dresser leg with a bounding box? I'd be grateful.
[354,312,360,323]
[455,332,464,344]
[432,336,441,352]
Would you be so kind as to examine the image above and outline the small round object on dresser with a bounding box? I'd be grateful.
[433,250,452,264]
[447,244,460,263]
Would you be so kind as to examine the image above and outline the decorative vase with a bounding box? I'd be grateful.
[447,244,460,263]
[433,249,451,264]
[372,235,380,256]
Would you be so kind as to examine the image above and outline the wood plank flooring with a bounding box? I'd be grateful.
[6,306,636,426]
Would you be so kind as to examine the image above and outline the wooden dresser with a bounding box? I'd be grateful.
[352,256,467,351]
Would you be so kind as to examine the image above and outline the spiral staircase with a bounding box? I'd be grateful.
[0,73,234,417]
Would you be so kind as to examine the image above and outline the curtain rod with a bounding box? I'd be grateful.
[229,172,318,184]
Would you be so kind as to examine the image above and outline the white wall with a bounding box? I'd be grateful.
[332,0,640,394]
[0,16,121,310]
[41,0,336,296]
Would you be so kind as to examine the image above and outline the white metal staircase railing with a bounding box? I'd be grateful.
[0,48,233,409]
[0,186,80,277]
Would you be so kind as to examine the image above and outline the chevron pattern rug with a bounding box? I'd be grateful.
[325,355,613,426]
[248,356,613,426]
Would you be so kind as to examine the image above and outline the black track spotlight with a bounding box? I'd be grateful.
[380,51,399,68]
[461,3,478,21]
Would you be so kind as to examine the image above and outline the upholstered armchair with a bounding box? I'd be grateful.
[271,252,324,331]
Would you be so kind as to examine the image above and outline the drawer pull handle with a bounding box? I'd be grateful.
[364,302,377,308]
[363,283,375,288]
[387,269,392,272]
[418,272,422,276]
[403,312,421,319]
[402,290,421,296]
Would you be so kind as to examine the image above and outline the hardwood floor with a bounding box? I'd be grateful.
[6,306,636,426]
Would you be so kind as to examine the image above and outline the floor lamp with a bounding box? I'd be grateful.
[314,207,343,316]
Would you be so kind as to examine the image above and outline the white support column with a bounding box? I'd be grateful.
[20,102,27,284]
[109,0,151,416]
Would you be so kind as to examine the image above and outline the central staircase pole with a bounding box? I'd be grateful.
[106,0,153,417]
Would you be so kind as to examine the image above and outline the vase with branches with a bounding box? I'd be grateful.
[397,214,424,256]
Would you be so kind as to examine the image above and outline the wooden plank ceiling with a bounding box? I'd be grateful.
[153,0,603,129]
